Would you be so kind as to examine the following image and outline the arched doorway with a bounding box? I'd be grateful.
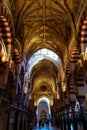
[36,97,51,127]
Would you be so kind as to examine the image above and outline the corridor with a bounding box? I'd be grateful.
[1,1,87,130]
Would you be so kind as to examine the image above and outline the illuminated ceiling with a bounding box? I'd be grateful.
[15,0,87,106]
[16,0,74,59]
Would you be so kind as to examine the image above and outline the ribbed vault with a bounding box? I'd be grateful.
[29,58,58,104]
[1,1,87,129]
[16,0,75,61]
[14,0,87,107]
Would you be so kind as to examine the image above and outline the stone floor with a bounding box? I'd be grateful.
[32,123,84,130]
[32,126,61,130]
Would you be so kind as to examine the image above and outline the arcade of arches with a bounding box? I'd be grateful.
[1,0,87,130]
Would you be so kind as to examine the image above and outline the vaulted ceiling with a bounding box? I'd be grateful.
[13,0,87,106]
[16,0,74,58]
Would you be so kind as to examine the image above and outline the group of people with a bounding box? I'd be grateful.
[39,118,49,127]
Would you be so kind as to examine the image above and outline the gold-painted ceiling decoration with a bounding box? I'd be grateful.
[14,0,87,106]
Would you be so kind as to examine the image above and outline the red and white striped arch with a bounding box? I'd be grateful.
[0,16,11,56]
[0,3,14,37]
[81,17,87,53]
[0,3,14,57]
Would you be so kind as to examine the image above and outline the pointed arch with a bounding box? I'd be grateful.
[81,17,87,53]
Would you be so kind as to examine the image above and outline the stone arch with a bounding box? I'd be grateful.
[0,3,15,58]
[36,97,51,127]
[0,16,11,57]
[81,17,87,54]
[12,38,22,64]
[0,3,15,37]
